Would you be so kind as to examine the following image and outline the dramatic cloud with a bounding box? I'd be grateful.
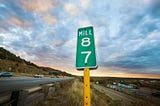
[80,0,90,10]
[42,14,57,25]
[9,17,31,28]
[20,0,56,13]
[64,3,78,16]
[0,0,160,78]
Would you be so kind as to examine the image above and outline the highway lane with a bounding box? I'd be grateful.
[0,77,74,93]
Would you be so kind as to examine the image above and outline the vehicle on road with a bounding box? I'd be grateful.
[0,72,13,77]
[34,74,44,78]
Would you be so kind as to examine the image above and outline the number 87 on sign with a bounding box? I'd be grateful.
[76,26,97,69]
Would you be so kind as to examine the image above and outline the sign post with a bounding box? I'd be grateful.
[76,26,97,106]
[84,68,90,106]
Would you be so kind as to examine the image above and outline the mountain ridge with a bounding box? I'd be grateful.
[0,47,73,77]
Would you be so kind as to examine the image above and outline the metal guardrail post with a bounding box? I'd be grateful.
[10,91,19,106]
[17,90,28,106]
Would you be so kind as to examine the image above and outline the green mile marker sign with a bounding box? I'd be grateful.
[76,26,97,69]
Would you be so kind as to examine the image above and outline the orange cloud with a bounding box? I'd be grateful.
[64,3,78,16]
[43,14,57,25]
[20,0,58,25]
[80,0,90,10]
[20,0,56,13]
[10,17,31,29]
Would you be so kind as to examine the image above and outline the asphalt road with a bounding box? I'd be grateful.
[92,83,155,106]
[0,77,74,93]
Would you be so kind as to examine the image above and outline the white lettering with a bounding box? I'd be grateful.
[81,51,91,64]
[78,29,92,36]
[79,31,83,36]
[81,37,90,47]
[89,30,92,35]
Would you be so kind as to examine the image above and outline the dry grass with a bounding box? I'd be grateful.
[37,79,111,106]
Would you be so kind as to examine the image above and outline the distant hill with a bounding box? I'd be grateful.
[0,47,73,77]
[0,47,38,67]
[40,67,73,77]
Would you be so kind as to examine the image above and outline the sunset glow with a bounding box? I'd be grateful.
[0,0,160,79]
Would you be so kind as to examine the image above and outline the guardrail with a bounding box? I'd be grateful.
[0,78,74,106]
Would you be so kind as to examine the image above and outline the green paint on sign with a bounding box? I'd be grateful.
[76,26,97,69]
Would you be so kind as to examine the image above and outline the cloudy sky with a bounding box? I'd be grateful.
[0,0,160,78]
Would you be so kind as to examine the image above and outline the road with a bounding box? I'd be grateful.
[92,83,155,106]
[0,77,74,93]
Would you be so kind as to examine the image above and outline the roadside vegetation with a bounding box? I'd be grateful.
[37,78,112,106]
